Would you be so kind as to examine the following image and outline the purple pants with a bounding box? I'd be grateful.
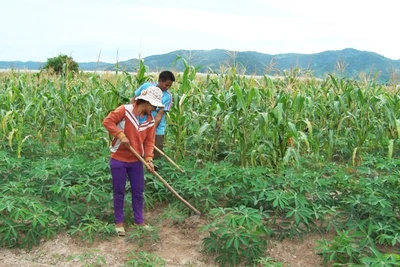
[109,158,144,224]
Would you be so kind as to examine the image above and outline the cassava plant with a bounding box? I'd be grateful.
[201,206,271,266]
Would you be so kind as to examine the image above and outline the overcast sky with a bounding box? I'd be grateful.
[1,0,398,63]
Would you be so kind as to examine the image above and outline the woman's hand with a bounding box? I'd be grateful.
[146,160,155,172]
[120,136,130,147]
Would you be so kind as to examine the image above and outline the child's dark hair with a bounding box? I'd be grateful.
[159,71,175,82]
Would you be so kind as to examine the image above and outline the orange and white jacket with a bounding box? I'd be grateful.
[103,103,155,163]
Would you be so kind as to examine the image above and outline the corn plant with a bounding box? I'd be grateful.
[168,57,201,160]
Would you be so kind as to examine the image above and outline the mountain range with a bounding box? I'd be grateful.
[1,48,399,83]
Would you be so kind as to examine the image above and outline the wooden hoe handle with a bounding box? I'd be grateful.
[153,145,185,173]
[128,145,201,215]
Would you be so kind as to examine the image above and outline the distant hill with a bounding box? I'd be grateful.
[1,48,399,83]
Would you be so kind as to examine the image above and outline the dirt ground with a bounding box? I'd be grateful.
[0,204,326,267]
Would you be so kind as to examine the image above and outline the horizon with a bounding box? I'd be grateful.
[2,47,399,64]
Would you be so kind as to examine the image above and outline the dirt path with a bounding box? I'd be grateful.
[0,205,325,266]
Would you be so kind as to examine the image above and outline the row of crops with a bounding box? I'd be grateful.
[1,60,400,266]
[2,64,399,166]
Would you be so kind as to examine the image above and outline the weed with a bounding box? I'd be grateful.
[67,249,107,266]
[124,250,165,267]
[126,225,159,247]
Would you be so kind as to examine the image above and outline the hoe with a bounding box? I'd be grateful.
[128,145,201,217]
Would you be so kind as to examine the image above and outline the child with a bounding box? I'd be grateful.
[103,86,164,236]
[135,70,175,160]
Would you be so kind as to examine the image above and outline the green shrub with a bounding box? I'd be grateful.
[43,54,79,74]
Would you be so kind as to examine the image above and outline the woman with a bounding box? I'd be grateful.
[103,86,164,236]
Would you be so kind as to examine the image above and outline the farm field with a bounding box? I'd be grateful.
[1,61,400,266]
